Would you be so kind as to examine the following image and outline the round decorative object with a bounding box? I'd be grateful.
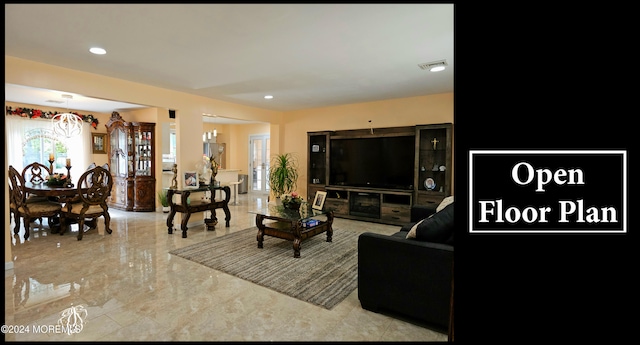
[439,165,446,171]
[424,178,436,190]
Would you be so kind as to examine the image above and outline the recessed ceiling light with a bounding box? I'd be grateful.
[89,47,106,55]
[418,59,447,72]
[264,95,274,100]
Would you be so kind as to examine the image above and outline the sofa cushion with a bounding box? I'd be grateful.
[400,221,416,233]
[406,202,454,244]
[391,231,409,239]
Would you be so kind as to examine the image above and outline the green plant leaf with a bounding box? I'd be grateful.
[268,152,299,198]
[157,190,169,207]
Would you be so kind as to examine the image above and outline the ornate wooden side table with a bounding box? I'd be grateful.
[166,185,231,238]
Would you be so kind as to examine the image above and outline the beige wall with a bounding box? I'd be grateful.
[5,55,453,268]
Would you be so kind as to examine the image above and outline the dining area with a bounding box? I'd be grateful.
[8,161,114,241]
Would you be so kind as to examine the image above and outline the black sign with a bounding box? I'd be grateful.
[469,150,627,233]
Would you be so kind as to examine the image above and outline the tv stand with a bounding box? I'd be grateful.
[307,124,452,226]
[324,186,411,225]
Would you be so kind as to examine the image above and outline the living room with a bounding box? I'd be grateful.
[5,4,454,341]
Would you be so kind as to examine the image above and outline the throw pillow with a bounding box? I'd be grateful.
[406,202,454,244]
[406,198,453,239]
[406,217,428,239]
[437,195,454,213]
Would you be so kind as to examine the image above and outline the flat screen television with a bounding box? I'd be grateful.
[330,135,415,190]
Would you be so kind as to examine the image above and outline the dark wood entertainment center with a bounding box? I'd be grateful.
[307,123,452,226]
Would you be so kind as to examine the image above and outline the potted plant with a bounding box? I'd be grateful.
[158,190,170,213]
[282,191,303,211]
[268,153,299,202]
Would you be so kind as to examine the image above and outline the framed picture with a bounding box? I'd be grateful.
[312,191,327,210]
[91,133,108,154]
[183,171,199,189]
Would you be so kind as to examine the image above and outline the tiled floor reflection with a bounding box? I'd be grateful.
[4,193,448,341]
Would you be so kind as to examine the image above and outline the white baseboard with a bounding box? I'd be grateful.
[5,261,14,271]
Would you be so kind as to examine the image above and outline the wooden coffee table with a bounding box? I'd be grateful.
[250,203,334,258]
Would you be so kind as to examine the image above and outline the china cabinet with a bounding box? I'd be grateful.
[105,111,156,211]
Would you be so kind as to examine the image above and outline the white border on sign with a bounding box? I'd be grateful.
[469,150,627,234]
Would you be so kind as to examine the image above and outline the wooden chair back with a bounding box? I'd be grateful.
[61,165,114,240]
[22,162,52,185]
[8,166,25,236]
[85,163,109,171]
[77,166,113,205]
[8,165,62,240]
[8,165,27,208]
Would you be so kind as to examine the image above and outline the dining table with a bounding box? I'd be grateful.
[22,182,92,233]
[24,181,82,199]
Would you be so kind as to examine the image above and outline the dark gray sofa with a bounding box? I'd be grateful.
[357,203,454,331]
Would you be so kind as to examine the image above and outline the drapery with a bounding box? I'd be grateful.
[5,115,92,185]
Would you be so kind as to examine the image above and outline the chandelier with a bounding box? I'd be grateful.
[52,94,83,138]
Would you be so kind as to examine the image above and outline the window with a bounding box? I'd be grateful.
[170,130,176,157]
[6,115,92,183]
[22,128,69,173]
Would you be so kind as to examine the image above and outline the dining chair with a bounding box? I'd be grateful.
[84,162,110,178]
[8,178,19,232]
[21,162,53,202]
[76,162,110,228]
[21,161,59,226]
[8,165,63,240]
[60,165,114,241]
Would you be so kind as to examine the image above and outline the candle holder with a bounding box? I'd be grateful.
[48,159,55,173]
[65,165,74,188]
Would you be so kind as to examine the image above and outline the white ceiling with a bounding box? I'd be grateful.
[4,4,454,124]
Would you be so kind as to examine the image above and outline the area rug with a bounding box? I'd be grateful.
[169,227,360,310]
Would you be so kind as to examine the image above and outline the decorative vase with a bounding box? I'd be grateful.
[162,206,170,213]
[284,201,301,211]
[289,203,301,211]
[46,178,67,187]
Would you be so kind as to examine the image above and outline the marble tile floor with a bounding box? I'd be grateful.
[4,193,448,342]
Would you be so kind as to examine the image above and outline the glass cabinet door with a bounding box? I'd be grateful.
[110,126,128,177]
[135,128,152,176]
[418,127,448,192]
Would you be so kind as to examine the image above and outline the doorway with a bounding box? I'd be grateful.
[249,134,270,194]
